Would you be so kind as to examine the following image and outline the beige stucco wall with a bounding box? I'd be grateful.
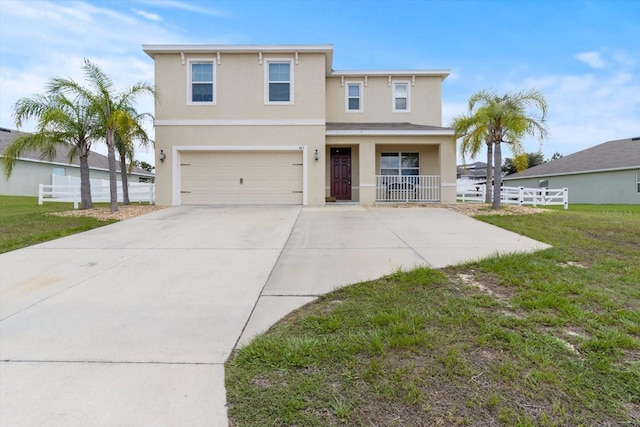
[154,125,326,206]
[326,75,443,125]
[154,52,326,121]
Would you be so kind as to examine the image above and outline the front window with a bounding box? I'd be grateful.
[266,61,292,104]
[393,81,410,112]
[346,82,362,112]
[380,152,419,176]
[189,60,215,104]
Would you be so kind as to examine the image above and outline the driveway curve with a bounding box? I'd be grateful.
[0,205,549,426]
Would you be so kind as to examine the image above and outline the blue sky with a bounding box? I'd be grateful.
[1,0,638,165]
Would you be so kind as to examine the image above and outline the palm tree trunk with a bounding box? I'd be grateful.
[492,142,503,209]
[485,142,493,204]
[106,129,118,212]
[79,154,93,209]
[119,154,130,205]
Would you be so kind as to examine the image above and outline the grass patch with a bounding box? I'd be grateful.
[0,196,116,253]
[226,205,640,425]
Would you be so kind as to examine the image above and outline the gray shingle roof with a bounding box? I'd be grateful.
[504,137,640,180]
[0,128,154,176]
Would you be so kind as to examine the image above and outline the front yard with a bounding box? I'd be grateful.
[226,205,640,425]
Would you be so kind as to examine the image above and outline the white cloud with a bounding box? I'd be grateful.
[576,51,606,69]
[137,0,227,17]
[135,9,162,22]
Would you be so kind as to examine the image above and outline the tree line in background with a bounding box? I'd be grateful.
[451,89,549,209]
[1,59,155,211]
[501,151,563,176]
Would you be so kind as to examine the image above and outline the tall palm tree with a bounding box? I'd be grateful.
[114,110,153,205]
[49,59,155,212]
[453,89,548,209]
[2,92,97,209]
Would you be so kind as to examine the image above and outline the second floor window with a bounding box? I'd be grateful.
[267,61,292,103]
[346,82,362,112]
[189,61,215,104]
[393,81,409,112]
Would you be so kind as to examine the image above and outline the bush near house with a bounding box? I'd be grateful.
[226,205,640,426]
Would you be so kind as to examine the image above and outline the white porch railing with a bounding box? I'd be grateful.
[39,181,155,209]
[457,184,568,209]
[376,175,440,202]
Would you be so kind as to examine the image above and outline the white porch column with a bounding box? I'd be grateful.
[439,138,457,203]
[359,141,376,204]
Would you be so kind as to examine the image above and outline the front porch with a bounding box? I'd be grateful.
[324,123,457,205]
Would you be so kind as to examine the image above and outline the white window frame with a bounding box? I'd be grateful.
[345,82,363,112]
[636,171,640,194]
[380,152,420,176]
[187,58,216,105]
[392,81,410,112]
[265,59,294,105]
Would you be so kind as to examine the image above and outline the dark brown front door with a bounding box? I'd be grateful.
[330,147,351,200]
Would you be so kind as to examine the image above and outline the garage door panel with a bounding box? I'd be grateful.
[180,150,303,205]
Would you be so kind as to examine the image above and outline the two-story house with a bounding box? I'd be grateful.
[142,44,456,206]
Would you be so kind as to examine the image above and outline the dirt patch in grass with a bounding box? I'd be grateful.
[49,204,166,221]
[378,202,547,217]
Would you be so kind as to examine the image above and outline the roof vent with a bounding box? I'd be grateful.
[0,127,11,133]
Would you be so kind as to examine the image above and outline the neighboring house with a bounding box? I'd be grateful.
[0,128,155,197]
[457,161,487,180]
[142,44,456,206]
[503,137,640,204]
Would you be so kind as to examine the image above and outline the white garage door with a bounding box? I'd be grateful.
[180,151,303,205]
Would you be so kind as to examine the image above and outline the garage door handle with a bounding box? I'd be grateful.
[240,177,243,184]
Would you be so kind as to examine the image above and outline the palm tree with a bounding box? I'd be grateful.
[451,111,494,203]
[452,89,548,209]
[2,92,97,209]
[50,59,155,212]
[114,110,153,205]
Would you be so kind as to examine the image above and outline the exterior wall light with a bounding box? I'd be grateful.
[159,150,166,162]
[314,149,319,161]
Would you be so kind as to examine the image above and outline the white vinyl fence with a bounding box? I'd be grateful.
[39,175,155,208]
[457,184,568,209]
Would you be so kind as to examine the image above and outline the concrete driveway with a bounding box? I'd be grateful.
[0,205,549,426]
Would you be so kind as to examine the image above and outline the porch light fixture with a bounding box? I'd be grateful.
[159,150,166,163]
[314,149,319,161]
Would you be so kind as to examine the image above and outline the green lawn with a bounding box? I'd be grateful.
[0,196,116,253]
[226,204,640,426]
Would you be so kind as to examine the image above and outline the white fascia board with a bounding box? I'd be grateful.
[175,145,305,152]
[143,44,334,57]
[325,129,455,136]
[155,119,325,126]
[502,165,640,181]
[330,70,450,79]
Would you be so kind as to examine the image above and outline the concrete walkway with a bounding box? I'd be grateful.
[0,205,549,426]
